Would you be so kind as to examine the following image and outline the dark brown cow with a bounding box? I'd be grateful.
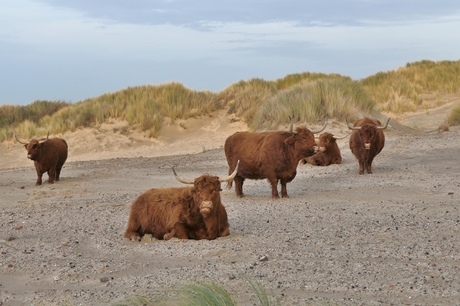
[347,117,390,174]
[302,132,348,166]
[124,162,239,241]
[224,118,327,199]
[15,132,68,185]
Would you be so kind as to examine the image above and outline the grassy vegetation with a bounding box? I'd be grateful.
[447,104,460,126]
[1,60,459,142]
[360,60,460,113]
[113,277,280,306]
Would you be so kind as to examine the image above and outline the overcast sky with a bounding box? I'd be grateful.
[1,0,459,105]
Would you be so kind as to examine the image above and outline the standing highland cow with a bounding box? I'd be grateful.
[347,117,390,174]
[224,117,327,198]
[15,132,68,185]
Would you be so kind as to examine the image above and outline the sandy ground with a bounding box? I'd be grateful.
[1,106,460,305]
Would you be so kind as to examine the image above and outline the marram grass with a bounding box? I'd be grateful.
[2,59,459,141]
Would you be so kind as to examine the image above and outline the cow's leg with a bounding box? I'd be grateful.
[219,225,230,237]
[164,223,188,240]
[269,179,280,199]
[358,160,365,175]
[47,169,56,184]
[55,165,63,181]
[366,158,373,174]
[280,180,289,198]
[234,176,245,197]
[124,220,142,242]
[35,168,44,186]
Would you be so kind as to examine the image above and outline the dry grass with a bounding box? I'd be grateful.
[360,59,460,113]
[2,59,459,141]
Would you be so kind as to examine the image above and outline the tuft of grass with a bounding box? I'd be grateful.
[240,274,280,306]
[176,281,237,306]
[250,77,373,130]
[447,104,460,126]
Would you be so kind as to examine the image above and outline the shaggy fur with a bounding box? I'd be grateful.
[22,138,68,185]
[224,126,317,199]
[124,175,229,241]
[304,132,342,166]
[349,117,386,174]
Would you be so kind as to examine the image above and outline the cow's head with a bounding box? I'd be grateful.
[347,118,390,149]
[285,116,328,157]
[15,132,49,161]
[285,126,317,157]
[315,132,349,152]
[172,161,239,215]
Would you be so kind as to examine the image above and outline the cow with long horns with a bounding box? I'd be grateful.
[124,162,239,241]
[15,132,68,185]
[303,132,349,166]
[224,117,327,198]
[347,117,390,174]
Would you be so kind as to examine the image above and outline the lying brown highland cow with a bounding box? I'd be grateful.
[124,162,239,241]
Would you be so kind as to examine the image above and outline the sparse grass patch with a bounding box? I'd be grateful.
[447,105,460,126]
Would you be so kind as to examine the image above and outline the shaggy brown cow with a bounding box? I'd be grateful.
[15,132,68,185]
[302,132,348,166]
[124,162,239,241]
[224,118,327,199]
[347,117,390,174]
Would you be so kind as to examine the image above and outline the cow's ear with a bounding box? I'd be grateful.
[23,144,28,149]
[284,135,296,146]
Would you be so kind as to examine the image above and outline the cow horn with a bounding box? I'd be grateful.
[172,161,240,185]
[288,116,294,133]
[14,132,28,145]
[332,133,351,140]
[172,167,195,184]
[346,119,361,130]
[309,116,328,134]
[376,117,391,129]
[219,160,240,183]
[38,131,50,144]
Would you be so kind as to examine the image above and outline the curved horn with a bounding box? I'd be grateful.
[309,115,328,134]
[14,132,28,145]
[346,119,361,130]
[376,117,391,130]
[38,131,50,144]
[288,116,294,133]
[332,133,351,140]
[219,160,240,183]
[172,160,240,185]
[172,167,195,184]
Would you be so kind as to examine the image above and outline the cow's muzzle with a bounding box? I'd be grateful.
[200,201,213,214]
[364,143,371,150]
